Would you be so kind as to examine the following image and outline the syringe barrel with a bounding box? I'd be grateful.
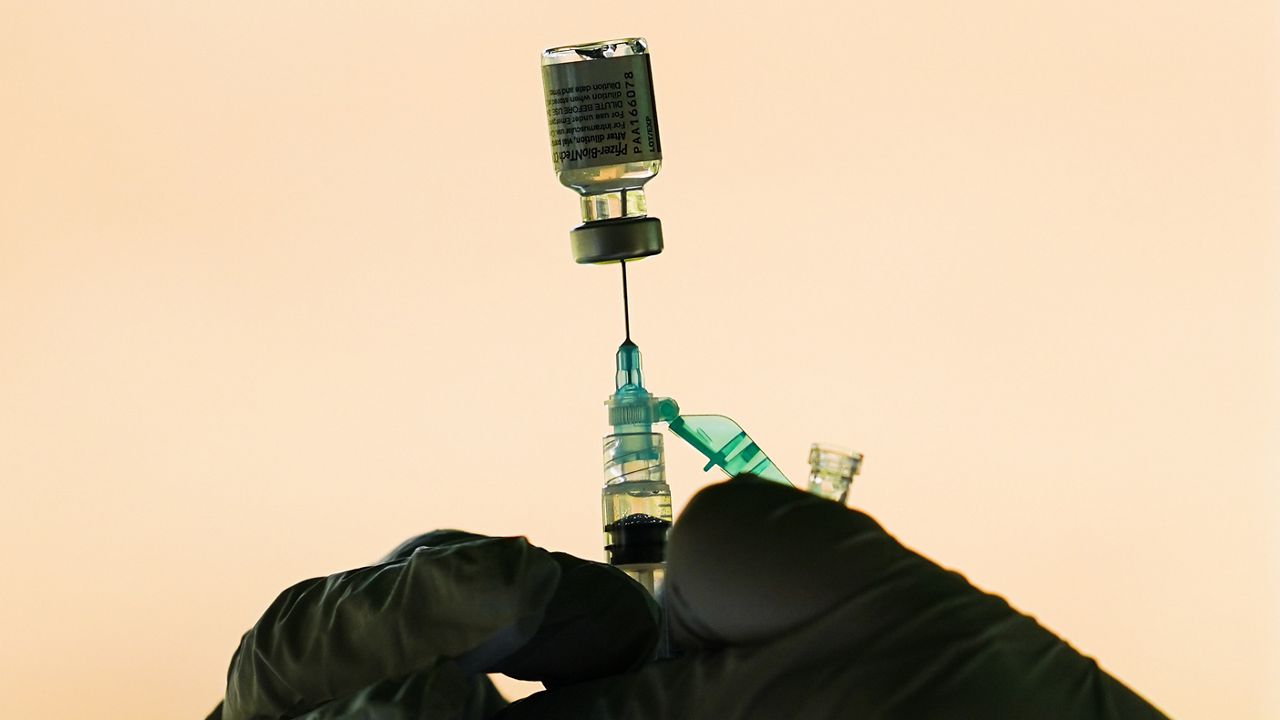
[601,432,672,577]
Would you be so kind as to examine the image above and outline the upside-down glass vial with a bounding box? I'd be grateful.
[541,38,664,264]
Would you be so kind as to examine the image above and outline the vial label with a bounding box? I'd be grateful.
[542,54,662,171]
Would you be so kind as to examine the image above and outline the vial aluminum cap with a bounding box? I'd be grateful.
[570,217,663,264]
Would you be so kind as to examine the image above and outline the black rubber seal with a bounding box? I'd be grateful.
[570,216,664,264]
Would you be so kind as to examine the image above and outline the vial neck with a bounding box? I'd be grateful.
[807,468,854,503]
[807,447,862,503]
[581,188,648,222]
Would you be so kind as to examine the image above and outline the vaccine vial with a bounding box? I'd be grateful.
[542,38,664,264]
[807,443,864,504]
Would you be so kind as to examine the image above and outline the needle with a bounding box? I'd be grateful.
[621,260,632,342]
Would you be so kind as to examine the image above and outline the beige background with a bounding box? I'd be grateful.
[2,2,1277,718]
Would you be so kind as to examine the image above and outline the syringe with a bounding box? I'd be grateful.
[601,264,678,594]
[542,38,801,596]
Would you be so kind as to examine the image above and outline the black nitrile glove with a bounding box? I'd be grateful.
[211,480,1168,719]
[497,477,1170,720]
[208,530,659,720]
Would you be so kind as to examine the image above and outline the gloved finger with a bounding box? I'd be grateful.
[383,538,662,688]
[379,529,488,563]
[499,624,1166,720]
[220,535,560,720]
[489,551,659,688]
[497,478,1168,719]
[381,536,662,688]
[293,659,506,720]
[205,531,500,720]
[664,474,934,649]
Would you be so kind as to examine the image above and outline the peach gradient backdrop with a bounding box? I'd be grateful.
[1,2,1277,718]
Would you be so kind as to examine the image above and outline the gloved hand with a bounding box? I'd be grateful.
[496,476,1170,719]
[207,530,660,720]
[211,478,1169,720]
